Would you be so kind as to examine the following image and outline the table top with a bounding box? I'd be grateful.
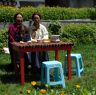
[11,41,74,48]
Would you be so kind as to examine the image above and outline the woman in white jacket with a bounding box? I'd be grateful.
[29,12,49,72]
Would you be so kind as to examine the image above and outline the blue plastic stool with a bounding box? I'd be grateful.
[41,60,65,88]
[64,54,84,77]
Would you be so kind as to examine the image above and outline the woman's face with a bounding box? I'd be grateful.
[16,14,23,25]
[33,14,40,24]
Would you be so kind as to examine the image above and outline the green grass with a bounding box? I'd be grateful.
[0,45,96,95]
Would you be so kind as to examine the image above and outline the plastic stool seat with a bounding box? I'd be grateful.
[65,53,84,77]
[41,60,65,88]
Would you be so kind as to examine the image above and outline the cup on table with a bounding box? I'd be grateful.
[37,39,42,43]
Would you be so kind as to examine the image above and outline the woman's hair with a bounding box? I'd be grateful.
[14,13,23,21]
[31,12,42,20]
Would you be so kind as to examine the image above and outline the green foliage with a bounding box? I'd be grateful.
[0,6,18,22]
[88,7,96,20]
[61,23,96,45]
[0,45,96,94]
[0,28,8,49]
[0,6,93,22]
[18,7,36,21]
[1,23,96,49]
[48,20,61,35]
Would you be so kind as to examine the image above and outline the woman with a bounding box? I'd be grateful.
[8,13,31,69]
[29,12,49,71]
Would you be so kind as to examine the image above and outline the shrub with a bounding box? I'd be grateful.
[0,28,8,49]
[60,23,96,45]
[0,6,93,22]
[0,6,18,22]
[1,23,96,49]
[88,7,96,20]
[48,20,61,35]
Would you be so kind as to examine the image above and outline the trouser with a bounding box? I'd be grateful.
[8,43,32,67]
[31,51,49,68]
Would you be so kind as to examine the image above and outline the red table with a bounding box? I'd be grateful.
[12,41,73,85]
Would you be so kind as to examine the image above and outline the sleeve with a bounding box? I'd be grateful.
[8,25,15,42]
[28,24,35,41]
[42,25,49,39]
[28,25,33,41]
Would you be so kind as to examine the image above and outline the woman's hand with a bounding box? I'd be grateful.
[19,41,25,44]
[32,39,37,42]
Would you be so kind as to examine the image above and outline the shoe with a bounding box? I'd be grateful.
[17,64,19,68]
[27,65,32,69]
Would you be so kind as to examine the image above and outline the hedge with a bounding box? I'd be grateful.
[0,23,96,51]
[60,23,96,45]
[0,6,96,50]
[0,28,8,50]
[0,6,96,22]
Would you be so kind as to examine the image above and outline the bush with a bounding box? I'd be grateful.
[0,6,18,22]
[1,23,96,49]
[88,7,96,20]
[48,20,61,35]
[0,28,8,49]
[60,23,96,45]
[0,6,93,22]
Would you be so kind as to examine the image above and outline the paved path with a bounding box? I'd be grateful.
[0,19,95,29]
[0,21,48,29]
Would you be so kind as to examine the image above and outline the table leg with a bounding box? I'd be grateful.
[55,50,59,80]
[20,52,25,85]
[67,50,71,80]
[55,50,59,60]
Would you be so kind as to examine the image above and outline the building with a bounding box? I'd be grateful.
[16,0,45,7]
[45,0,96,7]
[0,0,45,7]
[0,0,16,6]
[0,0,96,7]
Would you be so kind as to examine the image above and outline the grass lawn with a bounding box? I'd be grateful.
[0,45,96,95]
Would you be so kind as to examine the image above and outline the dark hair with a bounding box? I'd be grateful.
[31,12,42,20]
[14,13,23,21]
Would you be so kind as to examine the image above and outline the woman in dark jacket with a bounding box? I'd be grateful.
[8,13,31,69]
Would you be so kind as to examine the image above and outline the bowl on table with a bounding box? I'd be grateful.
[50,35,60,42]
[19,41,25,44]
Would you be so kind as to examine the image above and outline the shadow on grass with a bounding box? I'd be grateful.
[0,73,20,84]
[0,73,41,84]
[0,63,41,84]
[0,63,13,72]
